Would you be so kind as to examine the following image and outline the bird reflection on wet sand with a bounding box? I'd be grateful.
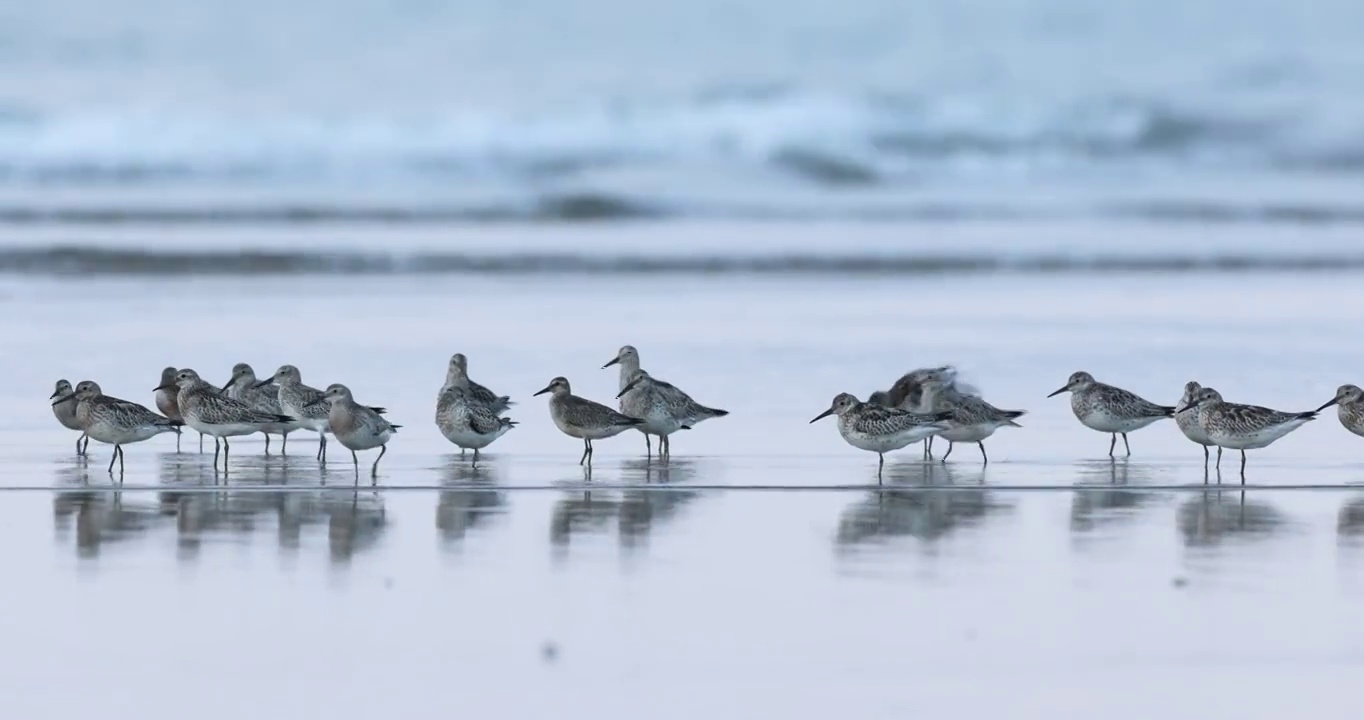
[52,455,389,564]
[550,459,703,559]
[834,462,1013,551]
[1177,489,1290,549]
[1069,460,1168,540]
[436,456,509,547]
[1338,496,1364,546]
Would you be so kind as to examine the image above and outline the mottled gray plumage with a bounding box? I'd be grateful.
[920,380,1025,464]
[605,344,727,458]
[436,370,517,461]
[1182,386,1316,478]
[535,376,645,465]
[58,380,180,474]
[879,366,979,458]
[1174,381,1217,465]
[310,383,400,478]
[223,362,298,453]
[442,353,513,415]
[50,379,89,455]
[166,368,294,471]
[1317,384,1364,439]
[811,392,952,476]
[1048,371,1175,457]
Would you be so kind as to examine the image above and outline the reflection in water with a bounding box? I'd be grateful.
[436,457,509,547]
[1337,496,1364,546]
[52,490,164,558]
[550,459,705,559]
[834,462,1013,550]
[1177,489,1290,548]
[52,453,390,565]
[1069,460,1167,538]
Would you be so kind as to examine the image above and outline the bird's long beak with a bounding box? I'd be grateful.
[252,375,276,389]
[153,382,176,392]
[533,385,553,396]
[1176,404,1197,414]
[223,375,238,391]
[51,393,75,406]
[48,389,62,399]
[809,407,835,423]
[602,356,621,369]
[1316,396,1342,412]
[616,379,641,399]
[1046,385,1069,398]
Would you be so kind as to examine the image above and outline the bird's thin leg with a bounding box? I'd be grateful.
[942,441,954,463]
[117,445,124,476]
[222,437,231,471]
[107,445,118,474]
[1108,434,1117,457]
[926,436,935,459]
[372,445,386,479]
[351,449,359,471]
[579,439,590,466]
[1122,433,1131,457]
[1240,450,1247,483]
[472,447,480,464]
[263,432,271,455]
[587,439,594,465]
[877,453,885,483]
[175,432,180,453]
[645,433,652,458]
[1202,445,1209,465]
[281,432,288,455]
[199,432,205,453]
[978,442,988,465]
[460,447,466,457]
[76,434,84,456]
[213,436,221,468]
[1216,446,1223,469]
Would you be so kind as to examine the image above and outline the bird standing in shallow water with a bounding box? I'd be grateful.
[1174,380,1219,466]
[535,376,644,466]
[1048,371,1175,457]
[55,380,181,475]
[918,377,1025,464]
[810,392,951,479]
[307,383,399,481]
[162,368,294,472]
[1179,386,1316,480]
[50,379,89,455]
[437,357,516,463]
[615,367,728,459]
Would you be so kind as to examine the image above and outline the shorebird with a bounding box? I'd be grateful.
[223,362,297,453]
[1048,371,1175,457]
[256,365,385,462]
[161,368,294,471]
[1316,384,1364,439]
[306,383,399,479]
[1174,380,1219,466]
[919,377,1025,464]
[879,365,975,458]
[50,379,89,455]
[441,353,513,415]
[534,376,645,465]
[153,367,186,452]
[616,368,728,458]
[1179,386,1316,479]
[55,380,181,474]
[437,361,517,462]
[810,392,951,477]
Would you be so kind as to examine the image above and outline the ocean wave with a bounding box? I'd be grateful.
[7,246,1364,278]
[0,93,1351,188]
[4,198,1364,225]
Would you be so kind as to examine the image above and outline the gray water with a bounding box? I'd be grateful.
[3,0,1364,223]
[4,272,1364,717]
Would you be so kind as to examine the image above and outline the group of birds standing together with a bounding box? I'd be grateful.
[51,351,1364,482]
[47,345,732,478]
[817,366,1364,480]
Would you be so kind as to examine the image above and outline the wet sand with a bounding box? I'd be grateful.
[3,271,1363,717]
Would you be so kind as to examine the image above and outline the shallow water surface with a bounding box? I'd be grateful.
[3,271,1364,717]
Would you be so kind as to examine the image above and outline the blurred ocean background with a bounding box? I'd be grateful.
[2,0,1363,275]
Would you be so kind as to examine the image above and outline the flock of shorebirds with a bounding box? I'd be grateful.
[47,347,1364,483]
[47,346,728,479]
